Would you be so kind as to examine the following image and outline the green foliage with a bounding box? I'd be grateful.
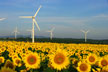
[44,67,55,72]
[0,38,108,44]
[2,50,9,59]
[15,65,26,72]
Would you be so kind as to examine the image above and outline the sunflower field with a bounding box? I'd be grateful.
[0,41,108,72]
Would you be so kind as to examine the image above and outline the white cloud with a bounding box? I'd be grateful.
[38,17,87,25]
[0,18,6,21]
[92,14,108,18]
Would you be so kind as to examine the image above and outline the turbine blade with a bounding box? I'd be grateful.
[34,5,42,17]
[81,30,85,33]
[33,19,40,31]
[86,30,89,33]
[19,16,32,18]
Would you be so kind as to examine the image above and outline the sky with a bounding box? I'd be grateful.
[0,0,108,39]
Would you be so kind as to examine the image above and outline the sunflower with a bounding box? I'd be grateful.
[98,57,108,67]
[101,65,108,72]
[77,61,91,72]
[8,53,14,57]
[71,58,78,65]
[12,54,18,60]
[24,52,40,69]
[0,57,5,64]
[49,49,70,71]
[20,53,26,60]
[0,67,16,72]
[4,60,15,70]
[86,53,98,65]
[13,57,22,67]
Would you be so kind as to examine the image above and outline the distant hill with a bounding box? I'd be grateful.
[0,35,47,38]
[0,37,108,44]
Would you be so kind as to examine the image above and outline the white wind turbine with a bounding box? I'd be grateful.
[0,18,6,21]
[81,30,89,42]
[19,5,42,43]
[13,27,19,39]
[27,29,32,38]
[46,27,55,40]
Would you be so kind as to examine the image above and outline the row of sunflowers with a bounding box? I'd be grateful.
[0,41,108,72]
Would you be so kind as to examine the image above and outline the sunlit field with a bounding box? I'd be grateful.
[0,41,108,72]
[0,0,108,72]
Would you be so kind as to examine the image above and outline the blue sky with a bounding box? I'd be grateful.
[0,0,108,39]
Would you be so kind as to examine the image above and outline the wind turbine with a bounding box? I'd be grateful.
[27,29,32,38]
[0,18,6,21]
[19,5,42,43]
[46,27,55,40]
[81,30,89,42]
[13,27,19,39]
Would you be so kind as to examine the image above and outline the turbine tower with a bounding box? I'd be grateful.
[0,18,6,21]
[19,5,42,43]
[81,30,89,42]
[46,27,55,40]
[13,27,19,39]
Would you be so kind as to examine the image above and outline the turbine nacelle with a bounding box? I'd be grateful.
[46,27,55,33]
[14,27,20,33]
[32,16,35,19]
[81,30,89,33]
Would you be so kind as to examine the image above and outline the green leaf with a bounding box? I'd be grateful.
[44,67,55,72]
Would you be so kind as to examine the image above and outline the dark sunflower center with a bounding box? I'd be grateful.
[79,63,88,71]
[5,61,14,69]
[0,59,2,63]
[89,56,95,62]
[101,60,108,66]
[54,53,65,64]
[30,58,35,62]
[27,55,37,65]
[102,70,108,72]
[15,59,20,64]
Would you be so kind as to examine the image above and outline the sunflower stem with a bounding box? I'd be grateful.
[30,69,33,72]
